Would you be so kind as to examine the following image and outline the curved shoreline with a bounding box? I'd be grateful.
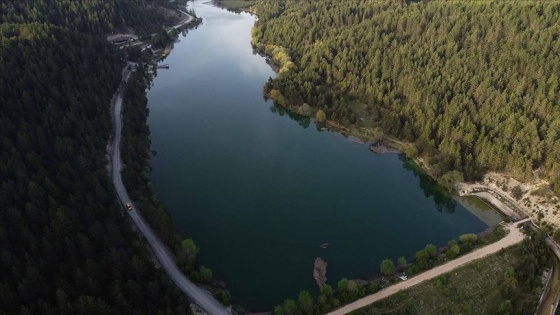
[109,65,231,315]
[458,173,560,229]
[144,2,559,313]
[245,1,560,234]
[327,223,526,315]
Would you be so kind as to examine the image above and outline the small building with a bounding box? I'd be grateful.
[107,34,139,45]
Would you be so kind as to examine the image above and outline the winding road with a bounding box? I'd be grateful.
[327,223,526,315]
[110,68,231,315]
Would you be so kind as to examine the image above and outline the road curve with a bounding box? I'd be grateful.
[327,224,525,315]
[110,68,231,315]
[539,238,560,315]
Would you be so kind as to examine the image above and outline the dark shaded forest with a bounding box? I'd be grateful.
[0,1,194,313]
[0,0,173,35]
[253,0,560,193]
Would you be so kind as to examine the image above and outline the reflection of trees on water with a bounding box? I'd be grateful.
[268,104,311,129]
[266,101,456,214]
[399,155,457,214]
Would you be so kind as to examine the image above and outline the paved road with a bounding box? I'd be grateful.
[539,238,560,315]
[176,10,195,29]
[327,224,525,315]
[149,10,195,37]
[110,70,231,315]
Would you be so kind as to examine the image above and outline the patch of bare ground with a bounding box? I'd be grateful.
[457,172,560,230]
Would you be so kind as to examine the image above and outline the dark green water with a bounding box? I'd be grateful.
[147,1,500,311]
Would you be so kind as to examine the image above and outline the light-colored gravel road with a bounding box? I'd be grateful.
[327,224,525,315]
[110,67,231,315]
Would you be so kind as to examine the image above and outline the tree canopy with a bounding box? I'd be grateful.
[253,0,560,193]
[380,259,396,276]
[0,2,194,313]
[0,0,175,35]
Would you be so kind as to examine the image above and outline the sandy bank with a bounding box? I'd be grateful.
[457,172,560,229]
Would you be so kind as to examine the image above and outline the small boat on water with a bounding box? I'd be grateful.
[319,242,329,249]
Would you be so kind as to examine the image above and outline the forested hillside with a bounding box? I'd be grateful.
[0,0,175,35]
[0,2,192,313]
[253,0,560,193]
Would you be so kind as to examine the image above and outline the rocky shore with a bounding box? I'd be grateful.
[314,257,328,289]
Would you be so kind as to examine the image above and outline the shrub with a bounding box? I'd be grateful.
[297,103,312,116]
[459,233,478,244]
[380,259,396,275]
[512,185,524,200]
[316,109,326,122]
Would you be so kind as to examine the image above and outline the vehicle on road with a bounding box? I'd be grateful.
[126,203,132,211]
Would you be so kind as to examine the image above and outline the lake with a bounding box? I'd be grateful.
[146,1,502,311]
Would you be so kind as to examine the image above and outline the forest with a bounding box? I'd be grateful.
[253,0,560,194]
[0,0,175,35]
[0,1,195,313]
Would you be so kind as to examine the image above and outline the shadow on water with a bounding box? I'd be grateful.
[399,155,458,214]
[146,1,496,310]
[268,100,458,214]
[269,103,311,129]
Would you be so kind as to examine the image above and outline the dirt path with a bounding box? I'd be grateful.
[327,224,525,315]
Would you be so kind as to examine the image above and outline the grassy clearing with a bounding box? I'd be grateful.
[354,246,520,314]
[348,100,376,129]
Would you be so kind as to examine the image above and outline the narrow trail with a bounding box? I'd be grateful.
[109,66,231,315]
[327,224,525,315]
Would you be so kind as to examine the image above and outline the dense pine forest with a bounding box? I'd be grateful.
[253,0,560,194]
[0,0,176,35]
[0,1,193,313]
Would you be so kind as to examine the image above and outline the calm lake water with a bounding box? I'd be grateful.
[147,1,501,311]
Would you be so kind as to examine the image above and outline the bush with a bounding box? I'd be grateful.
[216,289,231,306]
[425,244,437,258]
[297,103,312,116]
[512,185,524,200]
[414,249,430,267]
[460,233,478,244]
[282,299,298,315]
[397,256,407,267]
[445,244,460,259]
[316,109,326,122]
[380,259,396,275]
[337,278,349,291]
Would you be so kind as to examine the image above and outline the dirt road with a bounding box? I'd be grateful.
[109,66,231,315]
[538,239,560,315]
[327,224,525,315]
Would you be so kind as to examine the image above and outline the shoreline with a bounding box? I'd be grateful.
[246,0,560,233]
[114,1,559,313]
[210,0,256,14]
[457,173,560,230]
[310,116,545,229]
[327,223,526,315]
[261,54,559,232]
[115,3,234,313]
